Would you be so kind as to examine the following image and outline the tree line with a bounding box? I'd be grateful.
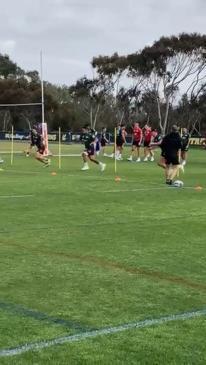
[0,32,206,135]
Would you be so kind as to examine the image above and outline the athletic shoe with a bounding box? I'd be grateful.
[182,160,186,166]
[166,179,172,185]
[127,156,133,161]
[81,164,89,171]
[150,157,154,162]
[136,158,141,162]
[143,157,148,162]
[43,161,51,168]
[100,163,106,172]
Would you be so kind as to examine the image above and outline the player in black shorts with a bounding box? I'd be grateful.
[160,125,182,185]
[81,125,106,171]
[100,127,109,156]
[109,123,127,160]
[181,128,190,167]
[25,128,38,157]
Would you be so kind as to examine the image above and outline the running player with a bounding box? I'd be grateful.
[181,128,190,166]
[127,122,142,162]
[81,125,106,171]
[33,129,51,167]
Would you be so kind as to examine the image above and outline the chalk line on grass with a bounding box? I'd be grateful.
[0,194,34,199]
[101,186,196,193]
[53,154,81,157]
[0,308,206,357]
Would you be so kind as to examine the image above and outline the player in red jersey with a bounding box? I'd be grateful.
[143,124,153,161]
[127,122,142,162]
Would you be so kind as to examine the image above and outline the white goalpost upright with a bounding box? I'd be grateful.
[40,51,49,156]
[0,51,49,163]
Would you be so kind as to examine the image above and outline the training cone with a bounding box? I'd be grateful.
[115,176,121,182]
[195,185,203,191]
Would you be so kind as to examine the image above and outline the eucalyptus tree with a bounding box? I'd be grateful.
[127,33,206,134]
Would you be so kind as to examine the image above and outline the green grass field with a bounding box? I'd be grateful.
[0,141,206,364]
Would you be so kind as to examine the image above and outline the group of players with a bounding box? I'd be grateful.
[80,122,190,185]
[22,121,190,186]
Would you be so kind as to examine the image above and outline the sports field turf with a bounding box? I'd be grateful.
[0,141,206,364]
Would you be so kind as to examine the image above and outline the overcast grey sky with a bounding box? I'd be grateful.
[0,0,205,86]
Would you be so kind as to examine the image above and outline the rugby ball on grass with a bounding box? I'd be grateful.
[173,180,184,188]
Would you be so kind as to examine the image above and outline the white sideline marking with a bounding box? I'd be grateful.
[0,151,22,154]
[6,170,41,175]
[102,187,195,193]
[53,154,81,157]
[0,195,34,199]
[0,308,206,357]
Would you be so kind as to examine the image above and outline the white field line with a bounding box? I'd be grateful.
[0,308,206,357]
[53,154,81,157]
[0,151,22,154]
[5,170,41,175]
[0,195,34,199]
[0,152,81,156]
[101,186,196,193]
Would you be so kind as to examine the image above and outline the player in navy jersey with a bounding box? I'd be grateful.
[81,124,106,171]
[25,128,38,157]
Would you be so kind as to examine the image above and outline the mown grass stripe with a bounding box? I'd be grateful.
[0,308,206,357]
[0,301,94,332]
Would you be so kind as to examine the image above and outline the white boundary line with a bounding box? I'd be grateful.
[101,186,196,193]
[53,154,81,157]
[0,308,206,357]
[0,151,22,154]
[0,152,81,156]
[0,195,34,199]
[5,170,41,175]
